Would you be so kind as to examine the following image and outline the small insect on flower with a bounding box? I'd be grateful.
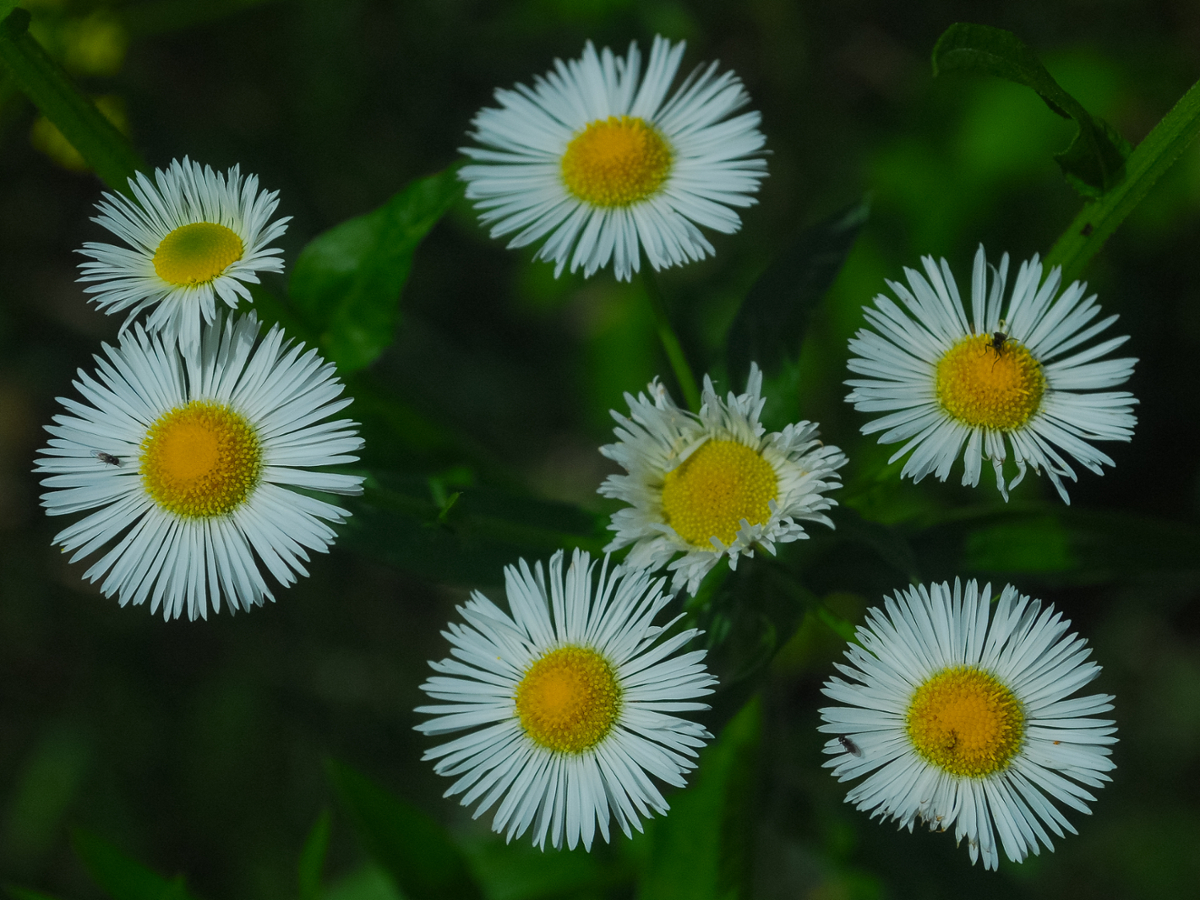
[986,330,1011,360]
[91,451,123,467]
[836,734,863,758]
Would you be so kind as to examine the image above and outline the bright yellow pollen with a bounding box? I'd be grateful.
[139,400,261,518]
[936,334,1046,430]
[153,222,244,286]
[660,439,778,549]
[515,646,621,754]
[906,666,1025,778]
[561,116,672,207]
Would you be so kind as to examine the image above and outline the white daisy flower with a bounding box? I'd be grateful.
[415,548,715,851]
[35,312,363,621]
[77,157,291,352]
[600,363,847,596]
[819,579,1117,870]
[460,34,767,281]
[845,245,1138,503]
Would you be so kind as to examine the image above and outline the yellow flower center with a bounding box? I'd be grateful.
[514,646,621,754]
[936,334,1046,430]
[139,400,262,518]
[152,222,244,286]
[560,116,673,207]
[660,439,778,549]
[906,666,1025,778]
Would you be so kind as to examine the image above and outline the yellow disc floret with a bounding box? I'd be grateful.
[153,222,244,286]
[139,400,261,518]
[561,116,672,207]
[515,646,621,754]
[936,334,1046,430]
[660,439,778,549]
[906,666,1025,778]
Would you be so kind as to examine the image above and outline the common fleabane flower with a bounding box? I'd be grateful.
[415,549,715,851]
[459,35,767,281]
[845,245,1137,503]
[819,579,1117,870]
[600,363,846,596]
[77,157,290,352]
[35,312,363,621]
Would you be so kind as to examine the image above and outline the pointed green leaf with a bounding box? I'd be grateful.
[71,830,197,900]
[636,698,762,900]
[326,760,484,900]
[289,168,461,372]
[726,199,868,379]
[0,8,146,193]
[933,23,1129,196]
[299,811,332,900]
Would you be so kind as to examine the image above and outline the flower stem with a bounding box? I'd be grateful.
[640,267,701,412]
[1045,75,1200,285]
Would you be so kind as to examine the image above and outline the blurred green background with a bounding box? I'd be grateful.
[2,0,1199,898]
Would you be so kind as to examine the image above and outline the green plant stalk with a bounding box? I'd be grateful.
[641,267,701,412]
[0,7,146,194]
[1045,75,1200,284]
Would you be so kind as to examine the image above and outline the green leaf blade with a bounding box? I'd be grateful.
[289,167,462,372]
[635,698,763,900]
[726,199,868,379]
[0,8,146,193]
[933,22,1128,196]
[325,759,485,900]
[70,830,198,900]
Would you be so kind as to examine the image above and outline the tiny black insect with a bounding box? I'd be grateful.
[92,451,122,467]
[1081,222,1094,237]
[986,331,1012,358]
[837,735,863,758]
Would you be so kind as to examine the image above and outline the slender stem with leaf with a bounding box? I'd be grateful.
[0,7,146,193]
[640,266,701,412]
[1045,76,1200,284]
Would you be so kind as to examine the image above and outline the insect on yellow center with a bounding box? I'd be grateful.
[560,116,673,207]
[936,334,1046,430]
[660,439,778,549]
[906,666,1025,778]
[139,400,262,518]
[514,646,621,754]
[152,222,244,286]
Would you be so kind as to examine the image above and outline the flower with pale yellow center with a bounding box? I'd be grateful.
[35,312,363,621]
[600,363,846,596]
[846,245,1138,503]
[820,579,1117,870]
[78,157,291,353]
[460,35,767,281]
[416,549,716,851]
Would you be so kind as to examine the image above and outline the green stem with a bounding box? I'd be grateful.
[1045,76,1200,284]
[640,267,701,412]
[0,7,146,194]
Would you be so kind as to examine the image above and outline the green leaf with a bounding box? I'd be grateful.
[325,759,485,900]
[635,698,762,900]
[70,830,197,900]
[298,811,331,900]
[910,504,1200,584]
[0,8,146,193]
[932,23,1129,196]
[289,167,462,372]
[725,199,868,379]
[339,472,608,586]
[1045,75,1200,283]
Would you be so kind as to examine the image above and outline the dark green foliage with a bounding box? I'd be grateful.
[933,23,1130,197]
[326,760,485,900]
[726,199,868,379]
[70,831,197,900]
[289,168,462,372]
